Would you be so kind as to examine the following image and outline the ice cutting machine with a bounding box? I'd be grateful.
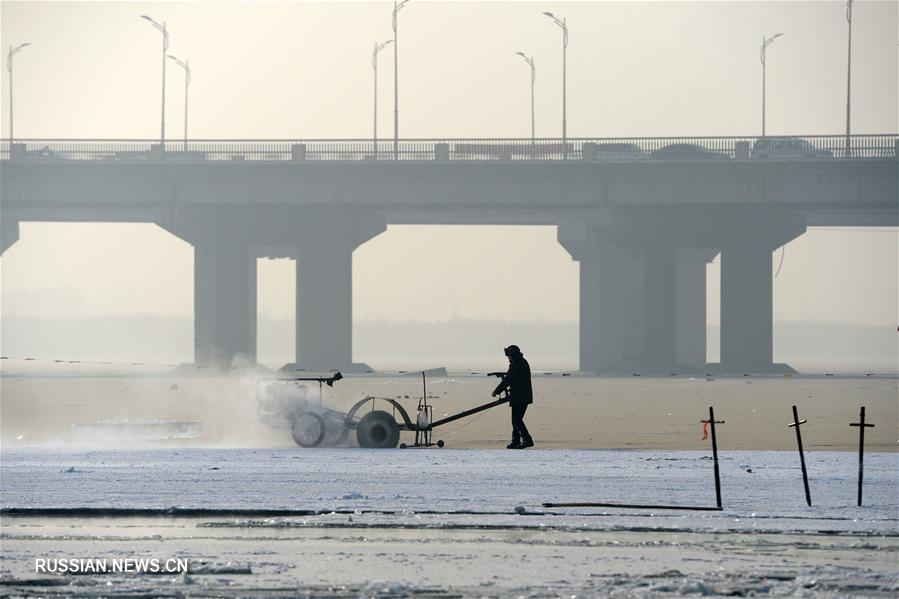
[258,371,510,449]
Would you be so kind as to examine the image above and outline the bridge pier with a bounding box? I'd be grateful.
[281,215,386,373]
[559,227,644,373]
[642,246,677,369]
[560,222,716,374]
[719,243,773,371]
[163,207,385,372]
[711,211,806,374]
[634,246,714,373]
[1,218,19,255]
[577,206,806,374]
[292,241,355,372]
[162,213,260,370]
[676,249,716,370]
[193,239,258,368]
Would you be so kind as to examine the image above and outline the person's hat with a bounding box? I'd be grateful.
[504,345,521,357]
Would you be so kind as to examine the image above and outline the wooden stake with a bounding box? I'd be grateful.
[788,405,811,506]
[849,406,875,506]
[701,406,725,509]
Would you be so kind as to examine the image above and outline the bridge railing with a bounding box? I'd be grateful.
[1,135,896,162]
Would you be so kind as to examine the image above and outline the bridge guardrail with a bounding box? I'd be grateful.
[1,135,896,163]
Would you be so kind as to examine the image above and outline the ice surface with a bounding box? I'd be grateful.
[71,419,202,441]
[2,448,897,596]
[2,448,896,534]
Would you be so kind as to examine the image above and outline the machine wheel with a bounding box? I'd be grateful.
[291,411,325,447]
[322,412,350,447]
[356,410,400,449]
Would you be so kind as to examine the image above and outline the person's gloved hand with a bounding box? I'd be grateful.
[491,391,498,397]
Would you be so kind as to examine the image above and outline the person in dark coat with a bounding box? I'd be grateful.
[491,344,534,449]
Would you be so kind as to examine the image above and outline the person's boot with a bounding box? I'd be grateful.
[506,440,521,449]
[517,438,534,449]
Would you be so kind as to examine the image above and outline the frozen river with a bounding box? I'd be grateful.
[2,448,898,530]
[2,448,897,596]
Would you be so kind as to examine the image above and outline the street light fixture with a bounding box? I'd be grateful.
[6,42,31,146]
[141,15,169,148]
[543,11,568,158]
[392,0,413,160]
[760,32,784,137]
[372,39,394,161]
[845,0,854,157]
[515,52,536,146]
[167,54,191,151]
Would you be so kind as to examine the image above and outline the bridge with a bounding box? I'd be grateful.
[1,135,897,374]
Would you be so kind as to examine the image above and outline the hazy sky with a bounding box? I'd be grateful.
[0,1,897,329]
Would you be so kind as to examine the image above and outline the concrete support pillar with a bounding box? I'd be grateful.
[161,206,387,372]
[560,226,642,373]
[295,242,354,371]
[720,243,772,371]
[194,241,257,368]
[618,250,645,366]
[576,256,602,370]
[283,214,386,373]
[1,218,20,255]
[676,249,714,369]
[642,246,677,368]
[576,249,629,372]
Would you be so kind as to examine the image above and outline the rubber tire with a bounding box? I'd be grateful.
[356,410,400,449]
[292,411,325,447]
[322,413,350,447]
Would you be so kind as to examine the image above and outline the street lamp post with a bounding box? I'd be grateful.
[373,39,393,161]
[6,42,31,146]
[167,55,190,151]
[141,15,169,148]
[515,52,536,148]
[543,12,568,158]
[392,0,412,161]
[760,32,784,137]
[845,0,854,158]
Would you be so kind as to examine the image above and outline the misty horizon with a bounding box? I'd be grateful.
[2,314,896,373]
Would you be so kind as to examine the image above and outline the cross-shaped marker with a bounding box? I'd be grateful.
[700,407,726,509]
[788,405,811,506]
[849,406,875,506]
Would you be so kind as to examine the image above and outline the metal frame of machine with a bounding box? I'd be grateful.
[258,371,510,449]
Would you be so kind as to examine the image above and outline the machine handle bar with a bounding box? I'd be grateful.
[427,395,510,430]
